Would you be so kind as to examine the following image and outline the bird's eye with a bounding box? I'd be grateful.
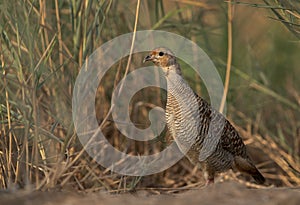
[158,51,164,56]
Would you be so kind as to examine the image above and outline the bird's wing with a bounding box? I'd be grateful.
[195,94,247,157]
[218,118,247,157]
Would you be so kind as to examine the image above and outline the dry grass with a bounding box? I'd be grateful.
[0,0,299,193]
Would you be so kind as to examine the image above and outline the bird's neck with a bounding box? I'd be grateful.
[163,63,182,76]
[163,64,197,110]
[166,70,195,104]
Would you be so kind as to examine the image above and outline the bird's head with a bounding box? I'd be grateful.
[143,47,181,76]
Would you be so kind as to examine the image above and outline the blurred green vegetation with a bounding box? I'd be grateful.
[0,0,299,190]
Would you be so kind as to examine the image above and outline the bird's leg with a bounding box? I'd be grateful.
[204,171,215,186]
[205,178,214,186]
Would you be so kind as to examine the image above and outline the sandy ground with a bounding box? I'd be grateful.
[1,182,300,205]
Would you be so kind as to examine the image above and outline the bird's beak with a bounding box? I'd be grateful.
[143,55,153,63]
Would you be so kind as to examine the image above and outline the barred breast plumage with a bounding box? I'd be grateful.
[143,47,265,185]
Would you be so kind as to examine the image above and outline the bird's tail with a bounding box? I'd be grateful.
[234,156,266,184]
[251,170,265,184]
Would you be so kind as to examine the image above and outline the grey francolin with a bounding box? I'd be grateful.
[143,47,265,185]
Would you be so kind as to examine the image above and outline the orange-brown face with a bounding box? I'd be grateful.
[143,47,175,68]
